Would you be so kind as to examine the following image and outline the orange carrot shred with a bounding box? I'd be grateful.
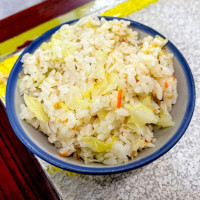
[59,152,68,157]
[172,75,175,81]
[117,89,122,109]
[64,119,68,123]
[153,108,157,114]
[165,82,169,88]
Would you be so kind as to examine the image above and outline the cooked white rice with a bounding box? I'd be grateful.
[19,16,177,165]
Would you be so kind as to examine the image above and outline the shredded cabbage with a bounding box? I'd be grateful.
[60,103,68,112]
[127,121,145,135]
[82,89,92,99]
[126,103,158,126]
[37,79,44,87]
[156,35,168,48]
[94,50,107,79]
[67,98,89,110]
[81,135,115,152]
[102,72,119,95]
[156,102,175,127]
[96,63,105,79]
[86,21,95,29]
[92,79,106,96]
[66,86,89,110]
[97,110,108,120]
[142,95,152,109]
[54,102,68,111]
[17,78,22,86]
[24,94,48,123]
[82,157,100,163]
[92,72,119,96]
[132,138,146,152]
[40,39,75,62]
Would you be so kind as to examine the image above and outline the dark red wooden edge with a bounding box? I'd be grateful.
[0,1,93,198]
[0,0,92,43]
[0,100,61,199]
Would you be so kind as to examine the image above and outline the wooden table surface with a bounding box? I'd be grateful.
[0,101,60,200]
[0,0,92,199]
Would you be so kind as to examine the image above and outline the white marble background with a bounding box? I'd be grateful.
[0,0,43,20]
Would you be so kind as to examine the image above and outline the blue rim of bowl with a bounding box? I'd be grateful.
[6,17,195,175]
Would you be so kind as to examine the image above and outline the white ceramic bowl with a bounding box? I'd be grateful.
[6,17,195,175]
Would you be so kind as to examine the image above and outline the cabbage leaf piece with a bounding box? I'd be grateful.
[92,72,119,96]
[81,135,115,152]
[156,103,175,127]
[101,72,119,95]
[40,38,75,62]
[66,86,89,110]
[97,110,108,120]
[126,103,158,126]
[142,95,152,109]
[24,94,48,123]
[67,98,89,110]
[60,103,68,111]
[156,35,168,48]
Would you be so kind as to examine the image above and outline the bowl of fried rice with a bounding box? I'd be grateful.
[6,16,195,175]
